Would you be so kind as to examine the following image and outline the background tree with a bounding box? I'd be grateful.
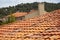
[0,2,60,18]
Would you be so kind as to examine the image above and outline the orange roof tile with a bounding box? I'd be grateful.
[0,9,60,40]
[7,10,38,18]
[9,12,28,17]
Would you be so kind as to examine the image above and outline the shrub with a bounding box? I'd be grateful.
[7,15,16,23]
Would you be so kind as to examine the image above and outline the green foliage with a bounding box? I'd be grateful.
[0,21,3,25]
[45,2,60,12]
[0,14,16,25]
[0,2,60,18]
[6,15,16,23]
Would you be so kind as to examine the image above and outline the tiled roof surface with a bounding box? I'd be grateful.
[0,9,60,40]
[8,12,28,17]
[7,10,37,18]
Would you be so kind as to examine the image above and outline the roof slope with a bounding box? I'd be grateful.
[7,12,27,17]
[0,9,60,40]
[7,10,37,18]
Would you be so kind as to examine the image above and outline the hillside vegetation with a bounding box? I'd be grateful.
[0,2,60,18]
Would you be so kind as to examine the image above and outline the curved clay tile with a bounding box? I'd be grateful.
[0,9,60,40]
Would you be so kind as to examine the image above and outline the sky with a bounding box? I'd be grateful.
[0,0,60,8]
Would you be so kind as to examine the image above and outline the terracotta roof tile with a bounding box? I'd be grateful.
[8,12,28,17]
[7,10,37,18]
[0,9,60,40]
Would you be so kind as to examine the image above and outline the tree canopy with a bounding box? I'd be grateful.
[0,2,60,18]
